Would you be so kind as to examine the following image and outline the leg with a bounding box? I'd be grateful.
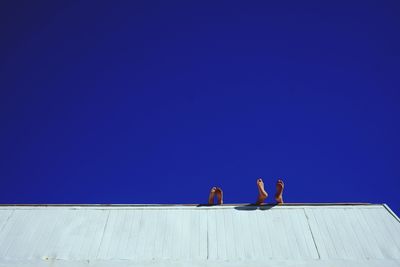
[256,178,268,204]
[275,179,284,204]
[208,187,217,204]
[215,187,223,205]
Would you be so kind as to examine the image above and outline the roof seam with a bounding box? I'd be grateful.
[0,210,14,235]
[206,210,209,260]
[96,210,111,259]
[303,208,321,259]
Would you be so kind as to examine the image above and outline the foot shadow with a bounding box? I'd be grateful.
[234,204,276,211]
[195,204,277,210]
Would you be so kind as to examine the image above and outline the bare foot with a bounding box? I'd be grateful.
[208,187,216,204]
[275,179,284,204]
[215,187,223,205]
[256,178,268,204]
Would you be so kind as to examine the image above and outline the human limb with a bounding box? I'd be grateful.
[256,178,268,204]
[208,186,223,205]
[215,187,223,205]
[275,179,284,204]
[208,187,217,204]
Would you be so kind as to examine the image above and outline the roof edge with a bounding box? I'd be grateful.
[383,204,400,222]
[0,202,374,207]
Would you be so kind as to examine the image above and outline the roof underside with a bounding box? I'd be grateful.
[0,204,399,267]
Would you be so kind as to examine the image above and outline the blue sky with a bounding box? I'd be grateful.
[1,1,399,214]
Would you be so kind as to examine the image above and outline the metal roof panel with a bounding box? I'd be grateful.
[0,204,399,266]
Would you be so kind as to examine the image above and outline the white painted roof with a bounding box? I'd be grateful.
[0,204,399,267]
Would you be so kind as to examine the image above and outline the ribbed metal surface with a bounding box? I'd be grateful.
[0,204,399,266]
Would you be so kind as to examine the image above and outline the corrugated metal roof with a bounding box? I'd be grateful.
[0,204,399,267]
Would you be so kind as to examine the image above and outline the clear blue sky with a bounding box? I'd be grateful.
[1,1,399,214]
